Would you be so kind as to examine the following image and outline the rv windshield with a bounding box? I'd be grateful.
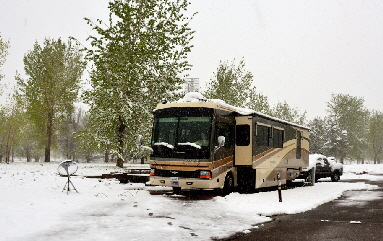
[152,117,211,159]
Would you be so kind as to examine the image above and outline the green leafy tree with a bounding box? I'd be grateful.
[58,108,85,161]
[271,101,307,126]
[326,93,368,162]
[308,116,348,160]
[322,117,348,162]
[367,111,383,164]
[308,116,328,154]
[0,94,24,163]
[246,87,271,115]
[0,107,5,162]
[204,58,253,108]
[0,33,10,81]
[17,38,85,162]
[84,0,195,167]
[204,58,307,126]
[18,120,42,162]
[72,110,103,163]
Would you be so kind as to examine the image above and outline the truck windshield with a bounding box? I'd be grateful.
[152,117,211,159]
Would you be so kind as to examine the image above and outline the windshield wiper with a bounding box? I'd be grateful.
[177,142,201,149]
[154,142,174,149]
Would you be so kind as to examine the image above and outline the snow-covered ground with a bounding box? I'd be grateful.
[1,161,382,241]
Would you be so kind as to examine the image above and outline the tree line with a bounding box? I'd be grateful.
[1,0,382,166]
[0,0,194,167]
[310,94,383,164]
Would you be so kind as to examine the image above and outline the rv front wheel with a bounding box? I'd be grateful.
[223,173,234,195]
[172,187,181,194]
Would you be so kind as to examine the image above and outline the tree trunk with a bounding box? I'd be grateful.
[116,115,126,168]
[11,147,14,163]
[85,154,92,163]
[5,147,8,164]
[116,157,124,168]
[26,148,31,162]
[34,155,40,162]
[104,149,109,163]
[5,144,10,164]
[45,112,53,162]
[5,127,11,163]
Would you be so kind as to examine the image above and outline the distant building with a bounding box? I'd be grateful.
[183,78,200,93]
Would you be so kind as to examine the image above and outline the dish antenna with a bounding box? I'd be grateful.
[58,160,78,194]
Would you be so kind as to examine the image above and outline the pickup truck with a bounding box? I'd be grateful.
[300,154,343,182]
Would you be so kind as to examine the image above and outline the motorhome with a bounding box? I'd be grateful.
[137,93,309,194]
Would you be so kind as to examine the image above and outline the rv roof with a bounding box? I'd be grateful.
[156,92,309,130]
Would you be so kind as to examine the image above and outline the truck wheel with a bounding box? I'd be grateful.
[172,187,181,194]
[222,173,234,195]
[331,173,340,182]
[305,172,312,183]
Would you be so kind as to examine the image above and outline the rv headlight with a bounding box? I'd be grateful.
[150,168,156,176]
[199,170,211,179]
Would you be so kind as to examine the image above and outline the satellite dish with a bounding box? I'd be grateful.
[58,160,78,176]
[58,160,78,194]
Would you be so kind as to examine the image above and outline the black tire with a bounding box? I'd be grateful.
[172,187,181,194]
[222,173,234,195]
[331,173,340,182]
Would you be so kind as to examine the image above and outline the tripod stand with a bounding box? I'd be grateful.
[60,161,79,195]
[63,173,78,194]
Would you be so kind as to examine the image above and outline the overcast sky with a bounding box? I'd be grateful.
[1,0,383,120]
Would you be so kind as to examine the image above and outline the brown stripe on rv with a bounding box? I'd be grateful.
[252,143,295,166]
[212,156,234,178]
[150,156,234,172]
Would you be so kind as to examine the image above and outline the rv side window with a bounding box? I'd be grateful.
[256,125,270,146]
[273,128,284,148]
[236,125,250,146]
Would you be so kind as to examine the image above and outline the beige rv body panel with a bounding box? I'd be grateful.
[235,116,253,166]
[253,128,310,188]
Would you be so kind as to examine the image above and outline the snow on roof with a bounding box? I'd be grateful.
[179,92,205,102]
[177,92,309,129]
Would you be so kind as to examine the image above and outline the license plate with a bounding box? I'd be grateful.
[171,177,179,186]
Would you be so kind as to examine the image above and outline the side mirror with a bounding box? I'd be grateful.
[214,136,225,153]
[136,135,143,147]
[218,136,225,147]
[136,135,153,153]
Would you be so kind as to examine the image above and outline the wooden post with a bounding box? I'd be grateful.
[277,172,282,202]
[311,167,316,186]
